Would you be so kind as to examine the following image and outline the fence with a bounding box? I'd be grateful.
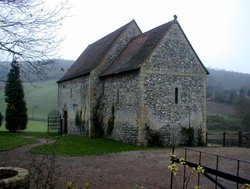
[206,131,250,147]
[170,146,250,189]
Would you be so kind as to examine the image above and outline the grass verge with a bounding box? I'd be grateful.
[207,115,243,133]
[31,135,145,156]
[0,132,38,151]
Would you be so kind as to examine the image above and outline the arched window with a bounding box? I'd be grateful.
[175,87,178,104]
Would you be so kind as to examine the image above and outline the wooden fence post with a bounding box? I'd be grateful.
[223,132,226,147]
[238,131,242,147]
[206,132,208,146]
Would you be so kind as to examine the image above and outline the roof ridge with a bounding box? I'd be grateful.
[57,20,135,83]
[100,19,175,77]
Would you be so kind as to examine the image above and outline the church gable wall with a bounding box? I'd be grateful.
[141,23,207,145]
[146,23,206,74]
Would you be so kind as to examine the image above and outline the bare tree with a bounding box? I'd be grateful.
[0,0,70,80]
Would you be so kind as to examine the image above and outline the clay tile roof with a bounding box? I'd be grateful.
[100,20,175,77]
[57,20,135,83]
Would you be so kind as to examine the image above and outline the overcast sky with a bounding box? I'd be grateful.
[58,0,250,74]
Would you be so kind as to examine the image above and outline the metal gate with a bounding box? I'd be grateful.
[47,109,62,135]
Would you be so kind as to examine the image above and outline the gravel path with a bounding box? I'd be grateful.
[0,138,250,189]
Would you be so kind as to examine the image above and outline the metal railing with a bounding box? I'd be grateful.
[170,146,250,189]
[206,131,250,147]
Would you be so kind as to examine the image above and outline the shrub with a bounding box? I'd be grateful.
[197,126,205,146]
[181,127,195,146]
[144,124,162,146]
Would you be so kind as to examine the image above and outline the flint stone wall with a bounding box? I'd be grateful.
[102,72,139,144]
[141,22,207,145]
[89,21,141,112]
[58,76,89,135]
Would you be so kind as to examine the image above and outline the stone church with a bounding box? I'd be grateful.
[57,16,208,145]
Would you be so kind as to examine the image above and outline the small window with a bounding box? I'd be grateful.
[175,87,178,104]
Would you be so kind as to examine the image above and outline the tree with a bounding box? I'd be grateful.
[0,112,3,127]
[0,0,69,80]
[235,97,250,131]
[5,59,27,132]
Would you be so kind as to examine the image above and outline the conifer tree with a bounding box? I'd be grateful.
[5,59,27,132]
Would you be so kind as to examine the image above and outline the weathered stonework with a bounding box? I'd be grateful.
[141,23,207,145]
[102,72,139,144]
[58,76,89,135]
[58,20,141,137]
[58,18,208,146]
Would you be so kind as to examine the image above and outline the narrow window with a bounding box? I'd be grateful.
[175,87,178,104]
[116,89,120,104]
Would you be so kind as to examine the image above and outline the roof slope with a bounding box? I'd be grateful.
[100,20,175,77]
[57,20,135,83]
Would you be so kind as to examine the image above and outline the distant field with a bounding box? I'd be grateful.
[0,80,58,120]
[207,101,236,116]
[0,120,47,132]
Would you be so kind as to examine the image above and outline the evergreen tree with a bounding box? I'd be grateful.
[5,59,27,132]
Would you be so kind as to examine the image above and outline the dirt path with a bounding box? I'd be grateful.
[0,139,250,189]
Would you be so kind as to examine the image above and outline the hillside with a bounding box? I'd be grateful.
[207,101,235,116]
[0,59,73,89]
[207,68,250,90]
[1,63,250,120]
[0,80,58,120]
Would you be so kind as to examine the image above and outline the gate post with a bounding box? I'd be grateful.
[238,131,242,147]
[223,132,226,147]
[60,118,63,135]
[205,132,208,146]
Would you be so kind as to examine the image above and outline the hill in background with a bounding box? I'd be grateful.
[0,59,73,90]
[0,80,58,120]
[1,61,250,120]
[207,68,250,90]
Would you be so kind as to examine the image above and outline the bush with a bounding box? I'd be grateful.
[0,112,3,127]
[197,126,205,146]
[181,127,194,146]
[144,124,162,146]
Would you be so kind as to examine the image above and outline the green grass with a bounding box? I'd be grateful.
[207,115,244,134]
[0,120,47,132]
[0,80,58,120]
[31,135,145,156]
[0,132,37,151]
[0,120,49,151]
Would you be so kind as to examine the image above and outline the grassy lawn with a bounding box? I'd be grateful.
[1,120,149,156]
[31,135,146,156]
[0,132,37,151]
[0,120,49,151]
